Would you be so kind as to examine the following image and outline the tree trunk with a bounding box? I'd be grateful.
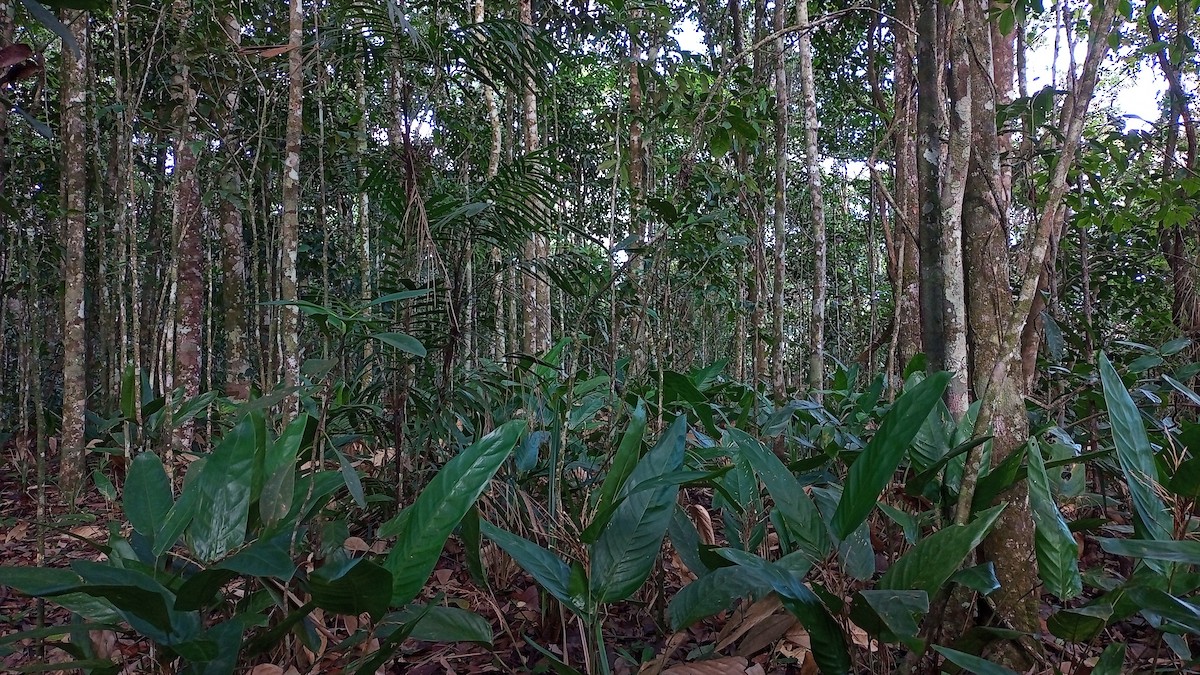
[280,0,303,393]
[520,0,550,355]
[893,0,922,371]
[218,14,248,400]
[171,0,203,452]
[769,0,788,403]
[59,8,88,494]
[796,0,825,399]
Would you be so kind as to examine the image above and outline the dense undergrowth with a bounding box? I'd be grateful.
[3,331,1200,674]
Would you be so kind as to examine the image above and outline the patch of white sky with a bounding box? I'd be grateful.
[670,12,1167,183]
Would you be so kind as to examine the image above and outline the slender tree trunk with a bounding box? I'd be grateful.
[893,0,922,371]
[59,9,88,494]
[170,0,203,453]
[280,0,303,393]
[628,8,647,376]
[769,0,788,403]
[219,16,247,399]
[519,0,550,354]
[796,0,825,399]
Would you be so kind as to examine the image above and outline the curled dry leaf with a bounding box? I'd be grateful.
[660,656,753,674]
[686,503,715,546]
[715,596,783,652]
[249,665,285,675]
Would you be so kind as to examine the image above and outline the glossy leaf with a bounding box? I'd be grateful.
[1026,438,1081,600]
[187,414,261,562]
[391,605,493,644]
[1099,537,1200,564]
[370,331,427,357]
[1092,643,1126,675]
[310,558,392,621]
[260,414,307,528]
[123,453,172,547]
[879,505,1005,595]
[716,548,849,675]
[1100,352,1172,543]
[667,566,765,630]
[932,646,1018,675]
[479,521,586,617]
[590,416,686,603]
[385,420,525,605]
[593,398,646,517]
[832,372,950,539]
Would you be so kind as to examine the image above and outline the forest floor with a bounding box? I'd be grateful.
[0,466,821,674]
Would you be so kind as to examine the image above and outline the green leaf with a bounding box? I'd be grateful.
[932,646,1018,675]
[124,453,173,548]
[480,521,586,617]
[1026,438,1081,600]
[367,289,431,306]
[187,413,262,562]
[70,561,198,644]
[1098,538,1200,564]
[333,446,367,508]
[389,605,493,644]
[590,416,686,603]
[1046,604,1110,641]
[1127,587,1200,633]
[120,363,137,420]
[18,0,80,59]
[716,549,849,675]
[385,421,525,605]
[832,372,949,539]
[950,563,1000,595]
[726,428,828,561]
[1100,353,1172,544]
[593,399,646,517]
[371,332,427,357]
[850,590,928,647]
[310,558,392,621]
[0,566,83,595]
[667,566,766,630]
[1168,457,1200,498]
[879,505,1005,595]
[260,415,307,528]
[1092,643,1126,675]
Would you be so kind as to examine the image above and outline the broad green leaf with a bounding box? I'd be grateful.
[811,486,874,581]
[1100,352,1172,544]
[726,428,827,561]
[1092,643,1126,675]
[385,421,525,605]
[188,414,262,562]
[950,563,1000,595]
[260,414,307,527]
[667,566,766,630]
[390,605,493,644]
[1168,456,1200,498]
[1026,438,1081,600]
[590,416,686,603]
[1046,604,1111,641]
[932,646,1018,675]
[716,549,849,675]
[367,289,431,306]
[0,566,83,595]
[832,372,950,539]
[70,561,199,644]
[310,558,392,621]
[219,535,295,578]
[120,363,137,420]
[123,453,172,547]
[1098,538,1200,564]
[593,399,646,517]
[1128,587,1200,633]
[154,459,204,557]
[879,505,1005,595]
[370,332,427,357]
[667,506,708,576]
[479,521,585,616]
[850,590,927,648]
[333,446,366,508]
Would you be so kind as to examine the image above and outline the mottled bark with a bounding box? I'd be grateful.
[519,0,551,355]
[628,8,647,375]
[939,1,970,419]
[915,0,945,378]
[796,0,824,399]
[218,13,248,399]
[770,0,788,403]
[473,0,504,362]
[280,0,303,393]
[59,9,88,494]
[893,0,922,369]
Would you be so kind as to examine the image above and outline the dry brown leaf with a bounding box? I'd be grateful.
[686,504,715,546]
[88,630,117,660]
[344,536,369,553]
[249,665,285,675]
[715,596,783,652]
[846,621,878,652]
[660,656,751,674]
[6,521,27,543]
[733,613,796,657]
[638,631,691,675]
[435,568,454,584]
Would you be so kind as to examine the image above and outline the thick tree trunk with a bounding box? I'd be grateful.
[280,0,303,393]
[59,9,88,494]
